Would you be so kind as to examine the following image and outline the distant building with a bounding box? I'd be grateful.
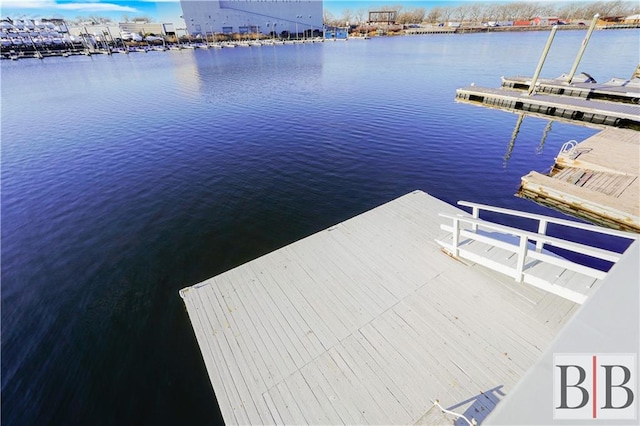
[118,20,165,36]
[324,27,348,39]
[368,11,397,25]
[624,14,640,24]
[68,23,120,41]
[532,16,560,26]
[179,0,323,37]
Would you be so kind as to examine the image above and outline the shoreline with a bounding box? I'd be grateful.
[3,24,638,61]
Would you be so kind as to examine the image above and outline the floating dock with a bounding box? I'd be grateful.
[500,74,640,104]
[179,190,636,425]
[519,128,639,232]
[456,85,640,129]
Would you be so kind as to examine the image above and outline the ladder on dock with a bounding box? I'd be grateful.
[436,201,637,304]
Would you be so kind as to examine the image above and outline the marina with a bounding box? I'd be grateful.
[519,127,639,232]
[180,190,636,425]
[3,29,639,425]
[456,21,639,129]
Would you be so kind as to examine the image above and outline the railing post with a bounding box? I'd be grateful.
[471,206,479,232]
[536,219,547,252]
[515,235,528,282]
[452,218,460,257]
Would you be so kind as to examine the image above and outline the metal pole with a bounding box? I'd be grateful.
[567,14,600,83]
[527,25,557,95]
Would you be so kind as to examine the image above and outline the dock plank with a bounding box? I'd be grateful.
[182,293,241,425]
[521,128,639,231]
[299,361,367,425]
[267,380,309,425]
[227,267,299,384]
[260,250,342,349]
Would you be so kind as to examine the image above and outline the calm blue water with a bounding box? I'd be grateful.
[2,30,638,425]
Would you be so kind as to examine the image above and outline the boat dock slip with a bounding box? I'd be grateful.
[500,75,640,104]
[179,191,637,425]
[455,86,640,129]
[519,128,640,232]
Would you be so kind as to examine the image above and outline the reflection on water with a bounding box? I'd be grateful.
[504,113,525,167]
[1,30,638,425]
[537,120,554,154]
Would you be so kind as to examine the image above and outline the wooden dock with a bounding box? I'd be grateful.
[519,128,639,232]
[405,26,456,35]
[455,86,640,129]
[180,191,591,425]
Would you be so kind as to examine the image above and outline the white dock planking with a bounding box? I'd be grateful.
[180,190,583,425]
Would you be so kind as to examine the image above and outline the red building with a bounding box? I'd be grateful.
[532,16,560,26]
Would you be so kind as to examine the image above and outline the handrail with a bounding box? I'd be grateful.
[457,200,638,240]
[439,213,623,263]
[438,203,634,302]
[558,139,578,156]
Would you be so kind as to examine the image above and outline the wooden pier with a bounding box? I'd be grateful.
[519,128,639,232]
[405,26,456,35]
[179,191,637,425]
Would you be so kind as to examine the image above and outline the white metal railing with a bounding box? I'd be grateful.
[458,200,637,252]
[558,139,578,157]
[438,201,637,285]
[557,139,593,161]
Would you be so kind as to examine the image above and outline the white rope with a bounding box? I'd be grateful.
[431,400,477,426]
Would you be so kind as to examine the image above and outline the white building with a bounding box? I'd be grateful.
[118,20,166,36]
[179,0,323,37]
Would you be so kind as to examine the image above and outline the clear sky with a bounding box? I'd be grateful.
[0,0,602,25]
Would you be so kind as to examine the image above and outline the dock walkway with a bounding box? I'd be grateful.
[519,128,639,231]
[501,75,640,104]
[456,86,640,128]
[180,191,583,425]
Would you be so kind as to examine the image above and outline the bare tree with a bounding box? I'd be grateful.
[536,3,557,18]
[599,0,629,17]
[452,5,468,23]
[426,6,443,24]
[412,7,426,23]
[354,8,367,25]
[440,6,455,23]
[558,2,583,21]
[581,2,605,19]
[483,4,500,23]
[397,8,424,24]
[323,10,336,26]
[466,3,484,24]
[341,8,353,26]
